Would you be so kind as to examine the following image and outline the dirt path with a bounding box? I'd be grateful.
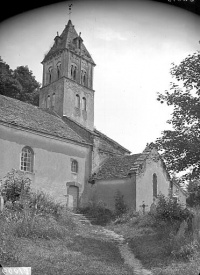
[73,214,153,274]
[90,227,153,275]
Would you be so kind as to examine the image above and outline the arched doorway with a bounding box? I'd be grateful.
[68,185,79,209]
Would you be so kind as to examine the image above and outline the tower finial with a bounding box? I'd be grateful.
[68,3,73,20]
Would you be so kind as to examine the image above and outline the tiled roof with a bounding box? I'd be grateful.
[0,95,90,144]
[93,154,142,180]
[42,20,95,64]
[61,116,131,155]
[94,129,131,155]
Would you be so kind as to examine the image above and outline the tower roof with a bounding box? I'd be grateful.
[42,20,95,64]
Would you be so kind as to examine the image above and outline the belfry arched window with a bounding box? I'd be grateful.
[153,173,158,198]
[82,97,86,111]
[48,67,53,83]
[57,62,61,79]
[21,146,34,172]
[47,95,50,108]
[71,160,78,173]
[75,94,80,109]
[71,64,77,81]
[81,70,87,86]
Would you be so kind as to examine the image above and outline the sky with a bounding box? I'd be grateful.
[0,0,200,154]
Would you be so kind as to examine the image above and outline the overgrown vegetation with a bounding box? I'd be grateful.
[0,170,75,265]
[0,170,133,275]
[154,194,192,223]
[107,194,200,275]
[77,190,128,225]
[77,200,114,225]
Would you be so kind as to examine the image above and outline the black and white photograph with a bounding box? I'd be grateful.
[0,0,200,274]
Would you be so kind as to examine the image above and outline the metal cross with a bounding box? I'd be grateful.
[68,3,73,20]
[140,201,148,214]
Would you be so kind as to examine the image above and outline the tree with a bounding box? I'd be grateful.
[0,57,22,99]
[13,66,40,106]
[156,51,200,181]
[186,180,200,207]
[0,57,40,106]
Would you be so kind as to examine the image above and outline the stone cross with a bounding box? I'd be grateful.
[140,201,148,214]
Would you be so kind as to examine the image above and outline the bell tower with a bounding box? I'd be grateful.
[39,20,96,131]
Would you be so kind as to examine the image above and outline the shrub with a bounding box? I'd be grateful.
[77,200,114,225]
[28,191,63,218]
[1,169,31,203]
[114,190,127,217]
[113,208,139,224]
[154,194,192,224]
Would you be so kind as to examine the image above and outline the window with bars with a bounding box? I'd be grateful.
[21,146,34,172]
[71,160,78,173]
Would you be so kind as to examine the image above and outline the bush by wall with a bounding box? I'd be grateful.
[154,194,192,224]
[1,169,31,203]
[114,190,127,217]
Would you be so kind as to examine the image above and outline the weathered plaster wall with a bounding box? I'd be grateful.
[0,124,92,205]
[86,176,136,210]
[136,154,170,211]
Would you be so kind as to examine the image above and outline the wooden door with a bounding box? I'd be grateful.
[68,186,79,210]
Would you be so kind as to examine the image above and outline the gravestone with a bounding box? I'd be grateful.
[150,201,157,214]
[175,220,188,241]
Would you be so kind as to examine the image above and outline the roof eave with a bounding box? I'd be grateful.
[0,120,93,147]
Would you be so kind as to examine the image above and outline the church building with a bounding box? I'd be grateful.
[0,20,183,211]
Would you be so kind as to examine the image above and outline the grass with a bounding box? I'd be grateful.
[0,192,133,275]
[106,212,200,275]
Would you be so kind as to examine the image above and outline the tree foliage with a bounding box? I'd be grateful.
[186,180,200,207]
[156,51,200,181]
[0,57,40,106]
